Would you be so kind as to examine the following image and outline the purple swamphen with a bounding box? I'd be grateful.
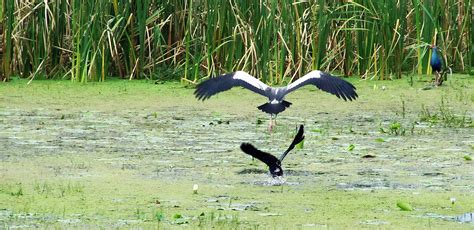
[429,45,444,86]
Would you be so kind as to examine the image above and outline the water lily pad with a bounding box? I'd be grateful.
[397,201,413,211]
[375,138,385,142]
[347,144,355,151]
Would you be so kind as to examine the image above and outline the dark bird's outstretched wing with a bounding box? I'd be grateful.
[240,143,280,168]
[194,71,269,101]
[285,70,358,101]
[279,125,305,162]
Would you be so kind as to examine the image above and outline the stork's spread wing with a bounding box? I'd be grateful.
[194,71,269,101]
[279,125,305,162]
[285,70,358,101]
[240,143,279,168]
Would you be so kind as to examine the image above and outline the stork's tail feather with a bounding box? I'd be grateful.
[257,100,292,115]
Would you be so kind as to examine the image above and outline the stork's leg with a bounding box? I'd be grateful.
[268,114,276,133]
[268,116,273,133]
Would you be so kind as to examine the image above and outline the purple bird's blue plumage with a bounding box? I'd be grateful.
[430,47,442,72]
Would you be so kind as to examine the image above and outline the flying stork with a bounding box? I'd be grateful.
[194,70,358,132]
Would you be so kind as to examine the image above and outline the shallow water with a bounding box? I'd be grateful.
[456,213,474,223]
[0,78,473,228]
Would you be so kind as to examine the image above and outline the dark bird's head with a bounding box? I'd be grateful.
[269,161,283,177]
[240,143,285,177]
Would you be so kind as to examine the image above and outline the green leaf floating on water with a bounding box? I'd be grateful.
[464,155,472,161]
[397,201,413,211]
[296,140,304,149]
[347,144,355,151]
[311,128,323,133]
[375,138,385,142]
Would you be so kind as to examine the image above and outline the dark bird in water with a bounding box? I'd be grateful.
[194,71,358,132]
[240,125,305,177]
[429,45,444,86]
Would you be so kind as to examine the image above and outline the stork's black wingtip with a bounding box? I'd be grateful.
[352,92,359,100]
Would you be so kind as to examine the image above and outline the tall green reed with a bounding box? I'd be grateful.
[0,0,471,83]
[1,0,14,82]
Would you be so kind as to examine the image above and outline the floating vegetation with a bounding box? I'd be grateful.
[380,121,407,136]
[396,201,413,211]
[419,97,473,128]
[347,144,355,151]
[1,79,473,228]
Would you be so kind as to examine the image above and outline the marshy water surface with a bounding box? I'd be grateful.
[0,76,473,228]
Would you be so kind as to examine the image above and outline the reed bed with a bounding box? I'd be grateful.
[0,0,471,82]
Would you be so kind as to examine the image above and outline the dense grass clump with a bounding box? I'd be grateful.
[0,0,472,82]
